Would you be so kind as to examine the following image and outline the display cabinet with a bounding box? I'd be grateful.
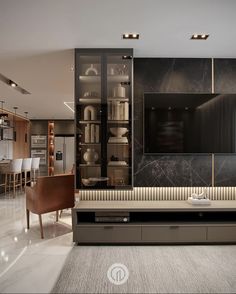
[75,49,133,189]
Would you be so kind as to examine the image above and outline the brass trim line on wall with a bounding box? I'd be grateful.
[212,153,215,187]
[211,58,215,94]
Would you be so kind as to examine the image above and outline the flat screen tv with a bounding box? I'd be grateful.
[144,93,236,154]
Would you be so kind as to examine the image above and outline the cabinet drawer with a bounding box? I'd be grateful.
[207,226,236,242]
[142,226,207,242]
[76,225,141,243]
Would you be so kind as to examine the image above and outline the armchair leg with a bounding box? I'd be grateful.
[56,210,59,222]
[26,209,30,229]
[39,214,44,239]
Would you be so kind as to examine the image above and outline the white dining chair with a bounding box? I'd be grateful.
[22,158,32,188]
[31,157,40,183]
[5,159,23,197]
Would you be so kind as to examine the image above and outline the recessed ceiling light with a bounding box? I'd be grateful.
[122,55,133,59]
[9,80,17,87]
[191,34,209,40]
[0,73,30,94]
[122,33,139,40]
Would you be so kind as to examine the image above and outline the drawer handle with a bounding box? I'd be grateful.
[169,226,179,229]
[104,226,114,229]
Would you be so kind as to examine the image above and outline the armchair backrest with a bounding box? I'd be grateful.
[26,174,75,214]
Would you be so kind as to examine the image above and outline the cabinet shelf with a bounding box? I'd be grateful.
[79,120,101,124]
[107,75,129,83]
[79,164,101,167]
[107,143,129,145]
[79,76,100,83]
[107,120,129,124]
[108,165,131,168]
[79,143,100,146]
[79,98,101,104]
[108,98,129,102]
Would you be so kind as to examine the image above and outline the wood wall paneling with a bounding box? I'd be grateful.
[13,121,30,159]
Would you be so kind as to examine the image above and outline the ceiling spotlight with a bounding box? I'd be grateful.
[9,80,17,87]
[122,33,139,40]
[0,74,30,94]
[191,34,209,40]
[122,55,133,59]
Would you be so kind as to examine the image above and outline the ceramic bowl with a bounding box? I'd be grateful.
[81,178,96,186]
[110,127,128,138]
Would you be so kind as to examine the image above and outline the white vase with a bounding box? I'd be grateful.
[83,148,98,165]
[113,84,125,98]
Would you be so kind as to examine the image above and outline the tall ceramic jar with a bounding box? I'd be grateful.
[83,148,98,165]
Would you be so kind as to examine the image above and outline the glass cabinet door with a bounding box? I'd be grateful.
[75,49,133,189]
[106,54,133,188]
[76,54,102,188]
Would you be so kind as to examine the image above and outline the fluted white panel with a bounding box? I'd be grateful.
[80,187,236,201]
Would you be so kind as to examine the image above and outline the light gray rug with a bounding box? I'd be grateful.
[52,245,236,293]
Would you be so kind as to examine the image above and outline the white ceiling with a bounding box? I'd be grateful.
[0,0,236,119]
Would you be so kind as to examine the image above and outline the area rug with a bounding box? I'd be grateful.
[52,245,236,293]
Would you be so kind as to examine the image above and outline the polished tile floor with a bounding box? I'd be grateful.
[0,192,75,293]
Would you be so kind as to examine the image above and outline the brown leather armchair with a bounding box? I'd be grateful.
[25,174,75,238]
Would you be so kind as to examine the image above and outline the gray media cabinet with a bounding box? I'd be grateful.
[72,201,236,244]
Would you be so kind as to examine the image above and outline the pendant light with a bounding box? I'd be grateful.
[13,106,18,142]
[24,111,28,143]
[0,101,8,127]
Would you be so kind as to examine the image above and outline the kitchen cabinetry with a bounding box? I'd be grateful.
[75,49,133,189]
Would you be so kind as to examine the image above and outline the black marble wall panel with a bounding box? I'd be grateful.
[214,155,236,187]
[133,58,212,187]
[215,59,236,93]
[214,59,236,186]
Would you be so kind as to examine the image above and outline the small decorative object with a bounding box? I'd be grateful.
[109,67,115,75]
[187,189,211,205]
[84,124,90,143]
[109,127,128,143]
[83,91,99,98]
[110,127,128,138]
[82,178,96,186]
[83,148,98,165]
[111,155,119,161]
[85,64,98,76]
[113,84,125,98]
[84,105,97,120]
[95,125,99,143]
[124,102,129,120]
